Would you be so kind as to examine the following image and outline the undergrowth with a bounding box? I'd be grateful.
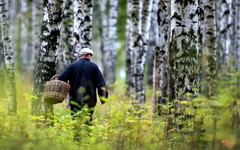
[0,69,240,150]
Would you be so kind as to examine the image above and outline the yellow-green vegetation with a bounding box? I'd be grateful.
[0,69,240,150]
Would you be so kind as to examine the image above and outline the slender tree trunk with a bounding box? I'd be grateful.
[0,23,4,71]
[232,0,240,71]
[32,0,43,72]
[198,0,204,90]
[80,0,94,48]
[105,0,118,86]
[169,0,199,101]
[100,0,118,87]
[202,0,216,98]
[32,0,65,116]
[126,0,132,93]
[73,0,83,61]
[62,0,74,66]
[20,0,28,73]
[130,0,145,104]
[147,0,158,86]
[216,0,232,79]
[100,0,109,85]
[141,0,153,87]
[57,0,74,73]
[25,0,33,76]
[152,0,169,115]
[0,0,17,114]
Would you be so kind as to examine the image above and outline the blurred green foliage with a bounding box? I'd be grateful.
[0,68,240,150]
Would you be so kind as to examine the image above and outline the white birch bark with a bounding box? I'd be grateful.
[198,0,204,86]
[25,0,33,75]
[216,0,232,78]
[153,0,169,115]
[0,0,17,114]
[21,0,28,73]
[32,0,43,69]
[202,0,216,97]
[105,0,118,86]
[73,0,83,61]
[126,0,132,93]
[0,23,4,71]
[147,0,158,85]
[32,0,65,116]
[141,0,152,57]
[169,0,199,100]
[130,0,145,104]
[232,0,240,71]
[58,0,74,73]
[99,0,109,84]
[80,0,94,48]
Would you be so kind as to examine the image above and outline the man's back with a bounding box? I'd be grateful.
[59,58,107,107]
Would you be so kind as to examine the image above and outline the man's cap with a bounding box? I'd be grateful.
[80,48,94,56]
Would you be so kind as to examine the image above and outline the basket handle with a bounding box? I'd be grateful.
[50,74,59,81]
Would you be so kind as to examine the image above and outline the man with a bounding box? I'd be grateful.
[58,48,108,121]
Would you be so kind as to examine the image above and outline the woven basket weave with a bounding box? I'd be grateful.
[43,74,71,104]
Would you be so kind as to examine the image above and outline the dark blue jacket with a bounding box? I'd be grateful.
[58,58,108,108]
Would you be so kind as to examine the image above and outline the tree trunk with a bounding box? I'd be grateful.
[32,0,65,116]
[20,0,28,73]
[62,0,74,66]
[25,0,33,76]
[0,23,4,71]
[126,0,132,94]
[32,0,43,71]
[232,0,240,71]
[147,0,158,86]
[100,0,118,87]
[130,0,145,104]
[57,0,74,73]
[152,0,169,115]
[80,0,94,48]
[202,0,216,98]
[99,0,109,85]
[0,0,17,114]
[73,0,83,61]
[105,0,118,86]
[169,0,199,101]
[198,0,204,89]
[216,0,232,79]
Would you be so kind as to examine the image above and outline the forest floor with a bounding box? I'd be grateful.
[0,72,240,150]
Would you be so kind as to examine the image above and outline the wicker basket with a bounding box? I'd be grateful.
[43,74,71,104]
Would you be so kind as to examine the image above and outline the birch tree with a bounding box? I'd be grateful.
[130,0,144,104]
[20,0,28,73]
[202,0,216,97]
[169,0,199,100]
[32,0,43,68]
[58,0,74,72]
[80,0,94,49]
[73,0,83,61]
[0,25,4,71]
[0,0,17,114]
[100,0,119,86]
[152,0,169,115]
[126,0,132,93]
[216,0,232,78]
[232,0,240,71]
[146,0,158,86]
[32,0,65,116]
[73,0,94,61]
[129,0,152,104]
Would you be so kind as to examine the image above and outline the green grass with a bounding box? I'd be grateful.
[0,71,240,150]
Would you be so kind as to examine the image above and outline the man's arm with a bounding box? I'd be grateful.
[96,67,108,104]
[58,64,72,82]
